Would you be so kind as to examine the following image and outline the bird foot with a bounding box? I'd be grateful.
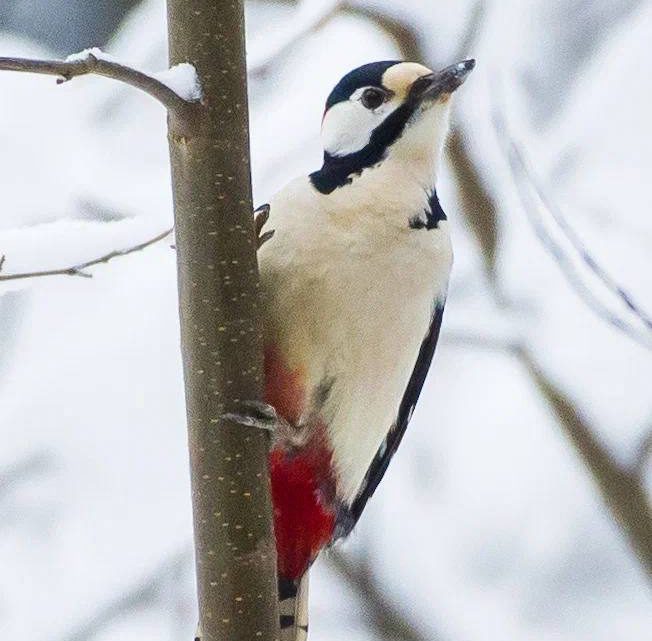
[221,400,280,433]
[254,203,275,248]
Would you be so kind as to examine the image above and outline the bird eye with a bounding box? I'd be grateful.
[361,88,385,110]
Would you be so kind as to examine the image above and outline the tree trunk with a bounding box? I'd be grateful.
[166,2,280,640]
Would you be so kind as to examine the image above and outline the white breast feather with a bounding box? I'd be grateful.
[259,161,452,504]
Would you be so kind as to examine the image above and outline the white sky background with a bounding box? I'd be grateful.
[1,1,651,640]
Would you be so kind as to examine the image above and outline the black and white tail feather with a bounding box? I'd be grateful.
[194,574,308,641]
[279,573,309,641]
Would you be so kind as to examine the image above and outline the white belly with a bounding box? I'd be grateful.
[259,177,452,503]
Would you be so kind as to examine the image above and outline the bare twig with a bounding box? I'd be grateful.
[441,328,652,577]
[57,548,193,641]
[0,51,201,135]
[448,129,500,284]
[0,227,172,282]
[443,330,518,353]
[446,2,501,286]
[328,550,441,641]
[519,349,652,578]
[341,3,422,61]
[0,452,54,499]
[248,0,427,79]
[249,0,345,77]
[494,111,652,350]
[248,1,421,80]
[456,1,485,59]
[632,428,652,479]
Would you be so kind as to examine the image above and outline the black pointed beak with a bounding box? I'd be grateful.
[410,59,476,102]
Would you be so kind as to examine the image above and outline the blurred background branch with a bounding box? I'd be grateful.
[1,1,650,640]
[0,452,54,500]
[328,550,439,641]
[494,111,652,350]
[57,549,193,641]
[519,349,652,579]
[0,227,172,281]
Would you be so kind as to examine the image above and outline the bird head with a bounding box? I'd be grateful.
[312,60,475,193]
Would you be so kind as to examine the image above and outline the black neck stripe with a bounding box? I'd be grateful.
[310,99,419,194]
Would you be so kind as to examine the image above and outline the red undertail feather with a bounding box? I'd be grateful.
[269,447,336,580]
[265,346,337,580]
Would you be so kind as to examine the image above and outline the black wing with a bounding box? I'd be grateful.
[337,301,446,536]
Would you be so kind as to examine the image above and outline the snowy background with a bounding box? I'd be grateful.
[1,1,651,640]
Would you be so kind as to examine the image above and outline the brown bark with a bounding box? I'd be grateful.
[166,2,279,639]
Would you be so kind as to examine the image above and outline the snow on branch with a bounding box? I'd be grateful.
[0,227,172,282]
[153,62,203,102]
[0,48,202,135]
[494,110,652,351]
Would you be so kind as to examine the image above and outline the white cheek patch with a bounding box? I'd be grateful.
[321,102,376,156]
[321,92,400,157]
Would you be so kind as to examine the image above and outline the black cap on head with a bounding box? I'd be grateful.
[325,61,400,111]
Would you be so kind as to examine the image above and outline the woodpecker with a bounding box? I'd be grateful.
[236,58,473,640]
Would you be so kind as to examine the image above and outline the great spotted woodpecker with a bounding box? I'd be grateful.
[236,58,474,640]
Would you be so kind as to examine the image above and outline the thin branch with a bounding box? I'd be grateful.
[0,452,54,499]
[632,428,652,479]
[456,1,485,59]
[448,129,500,285]
[0,51,201,135]
[0,227,172,282]
[57,548,193,641]
[328,550,441,641]
[446,2,501,287]
[249,0,345,77]
[341,3,422,62]
[439,329,652,578]
[518,348,652,578]
[443,330,518,353]
[248,1,422,80]
[470,340,652,578]
[494,111,652,350]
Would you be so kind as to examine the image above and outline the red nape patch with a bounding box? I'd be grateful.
[264,345,306,426]
[270,445,336,580]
